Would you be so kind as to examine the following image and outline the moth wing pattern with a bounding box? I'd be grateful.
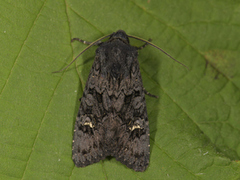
[72,30,150,172]
[72,66,106,167]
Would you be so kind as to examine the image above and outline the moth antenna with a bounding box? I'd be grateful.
[128,35,188,69]
[53,34,112,73]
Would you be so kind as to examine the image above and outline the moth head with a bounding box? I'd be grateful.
[53,30,188,73]
[109,30,130,44]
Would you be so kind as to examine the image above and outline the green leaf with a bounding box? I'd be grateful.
[0,0,240,179]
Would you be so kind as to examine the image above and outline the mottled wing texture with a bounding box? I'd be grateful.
[72,39,150,172]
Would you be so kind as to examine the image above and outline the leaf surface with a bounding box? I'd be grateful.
[0,0,240,179]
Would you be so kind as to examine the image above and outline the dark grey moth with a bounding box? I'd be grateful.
[55,30,186,172]
[73,30,151,172]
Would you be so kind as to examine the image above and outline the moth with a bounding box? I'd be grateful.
[55,30,186,172]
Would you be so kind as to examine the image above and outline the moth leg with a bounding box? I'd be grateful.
[71,38,102,46]
[143,88,158,98]
[137,38,152,50]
